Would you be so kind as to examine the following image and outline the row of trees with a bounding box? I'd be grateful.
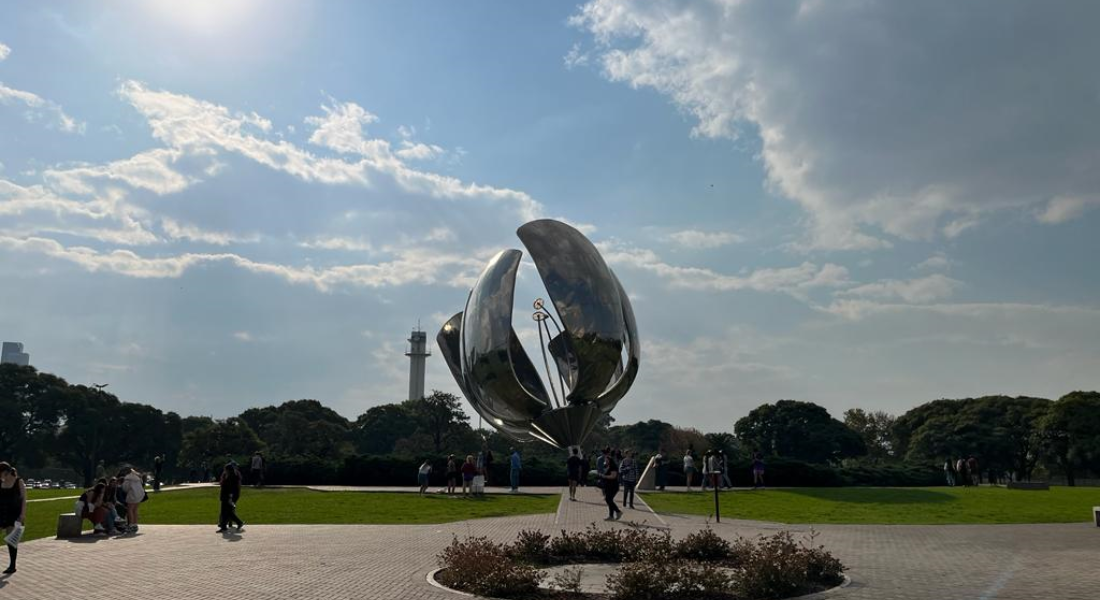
[2,362,1097,486]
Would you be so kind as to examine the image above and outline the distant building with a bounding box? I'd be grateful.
[405,329,430,401]
[1,342,29,366]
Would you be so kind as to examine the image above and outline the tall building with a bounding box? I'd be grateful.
[405,329,430,401]
[1,342,29,366]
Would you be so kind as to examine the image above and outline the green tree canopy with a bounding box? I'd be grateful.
[735,400,866,463]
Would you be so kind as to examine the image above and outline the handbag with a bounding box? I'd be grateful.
[4,523,24,547]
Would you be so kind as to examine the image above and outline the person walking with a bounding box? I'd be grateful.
[509,448,522,492]
[601,453,622,521]
[217,463,244,533]
[620,449,638,509]
[582,451,592,487]
[250,452,265,488]
[701,450,712,491]
[566,448,583,501]
[956,457,969,487]
[596,447,608,489]
[120,467,145,533]
[944,458,956,487]
[417,459,433,496]
[683,450,696,491]
[719,451,733,488]
[752,452,766,489]
[0,463,26,574]
[445,455,458,496]
[654,448,667,491]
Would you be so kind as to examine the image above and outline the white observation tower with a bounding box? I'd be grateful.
[406,327,431,401]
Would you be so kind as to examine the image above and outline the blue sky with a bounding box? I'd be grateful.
[2,1,1098,430]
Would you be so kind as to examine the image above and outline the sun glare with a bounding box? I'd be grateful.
[143,0,265,37]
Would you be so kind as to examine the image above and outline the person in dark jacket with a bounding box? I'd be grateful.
[0,462,27,574]
[601,455,622,521]
[216,463,244,533]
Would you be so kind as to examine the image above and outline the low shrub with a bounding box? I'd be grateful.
[607,560,735,600]
[733,531,845,599]
[548,565,585,595]
[436,535,543,598]
[673,527,734,562]
[508,528,551,563]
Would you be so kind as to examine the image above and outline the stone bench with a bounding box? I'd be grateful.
[1006,481,1050,491]
[56,513,83,538]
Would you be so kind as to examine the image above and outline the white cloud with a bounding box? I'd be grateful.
[1036,195,1100,225]
[232,331,254,342]
[0,235,484,292]
[0,43,10,61]
[573,1,1100,249]
[161,218,259,246]
[298,235,373,252]
[915,252,952,272]
[43,149,192,195]
[117,83,543,221]
[395,141,445,161]
[664,229,745,249]
[600,241,848,298]
[838,274,961,304]
[0,82,85,133]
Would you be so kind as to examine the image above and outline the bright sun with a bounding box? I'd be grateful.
[143,0,266,37]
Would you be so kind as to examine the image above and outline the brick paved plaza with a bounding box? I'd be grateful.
[5,487,1098,599]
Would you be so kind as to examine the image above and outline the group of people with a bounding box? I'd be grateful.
[565,447,641,520]
[944,456,981,487]
[76,466,149,536]
[421,445,524,497]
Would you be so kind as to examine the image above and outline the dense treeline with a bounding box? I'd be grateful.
[2,363,1097,486]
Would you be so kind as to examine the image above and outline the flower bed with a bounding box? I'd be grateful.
[434,525,845,599]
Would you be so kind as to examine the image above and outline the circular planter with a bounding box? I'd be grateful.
[427,567,852,599]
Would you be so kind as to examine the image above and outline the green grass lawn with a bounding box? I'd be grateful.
[21,488,559,543]
[642,486,1100,525]
[26,488,83,500]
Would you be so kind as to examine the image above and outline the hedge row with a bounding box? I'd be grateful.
[232,454,943,488]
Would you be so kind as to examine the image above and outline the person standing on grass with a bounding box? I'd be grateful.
[0,463,26,574]
[217,463,244,534]
[446,455,458,496]
[620,449,638,509]
[566,448,583,501]
[967,456,979,486]
[956,457,968,487]
[944,458,956,487]
[418,459,433,495]
[683,449,696,491]
[250,452,265,488]
[120,467,145,533]
[153,455,164,492]
[461,455,477,497]
[509,448,522,492]
[601,453,622,521]
[752,452,766,489]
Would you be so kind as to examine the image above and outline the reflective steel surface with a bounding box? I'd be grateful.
[436,220,640,448]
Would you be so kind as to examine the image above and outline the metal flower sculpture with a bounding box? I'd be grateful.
[437,219,640,449]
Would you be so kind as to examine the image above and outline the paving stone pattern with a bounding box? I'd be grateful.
[4,486,1098,599]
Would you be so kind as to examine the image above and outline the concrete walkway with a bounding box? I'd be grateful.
[5,485,1098,599]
